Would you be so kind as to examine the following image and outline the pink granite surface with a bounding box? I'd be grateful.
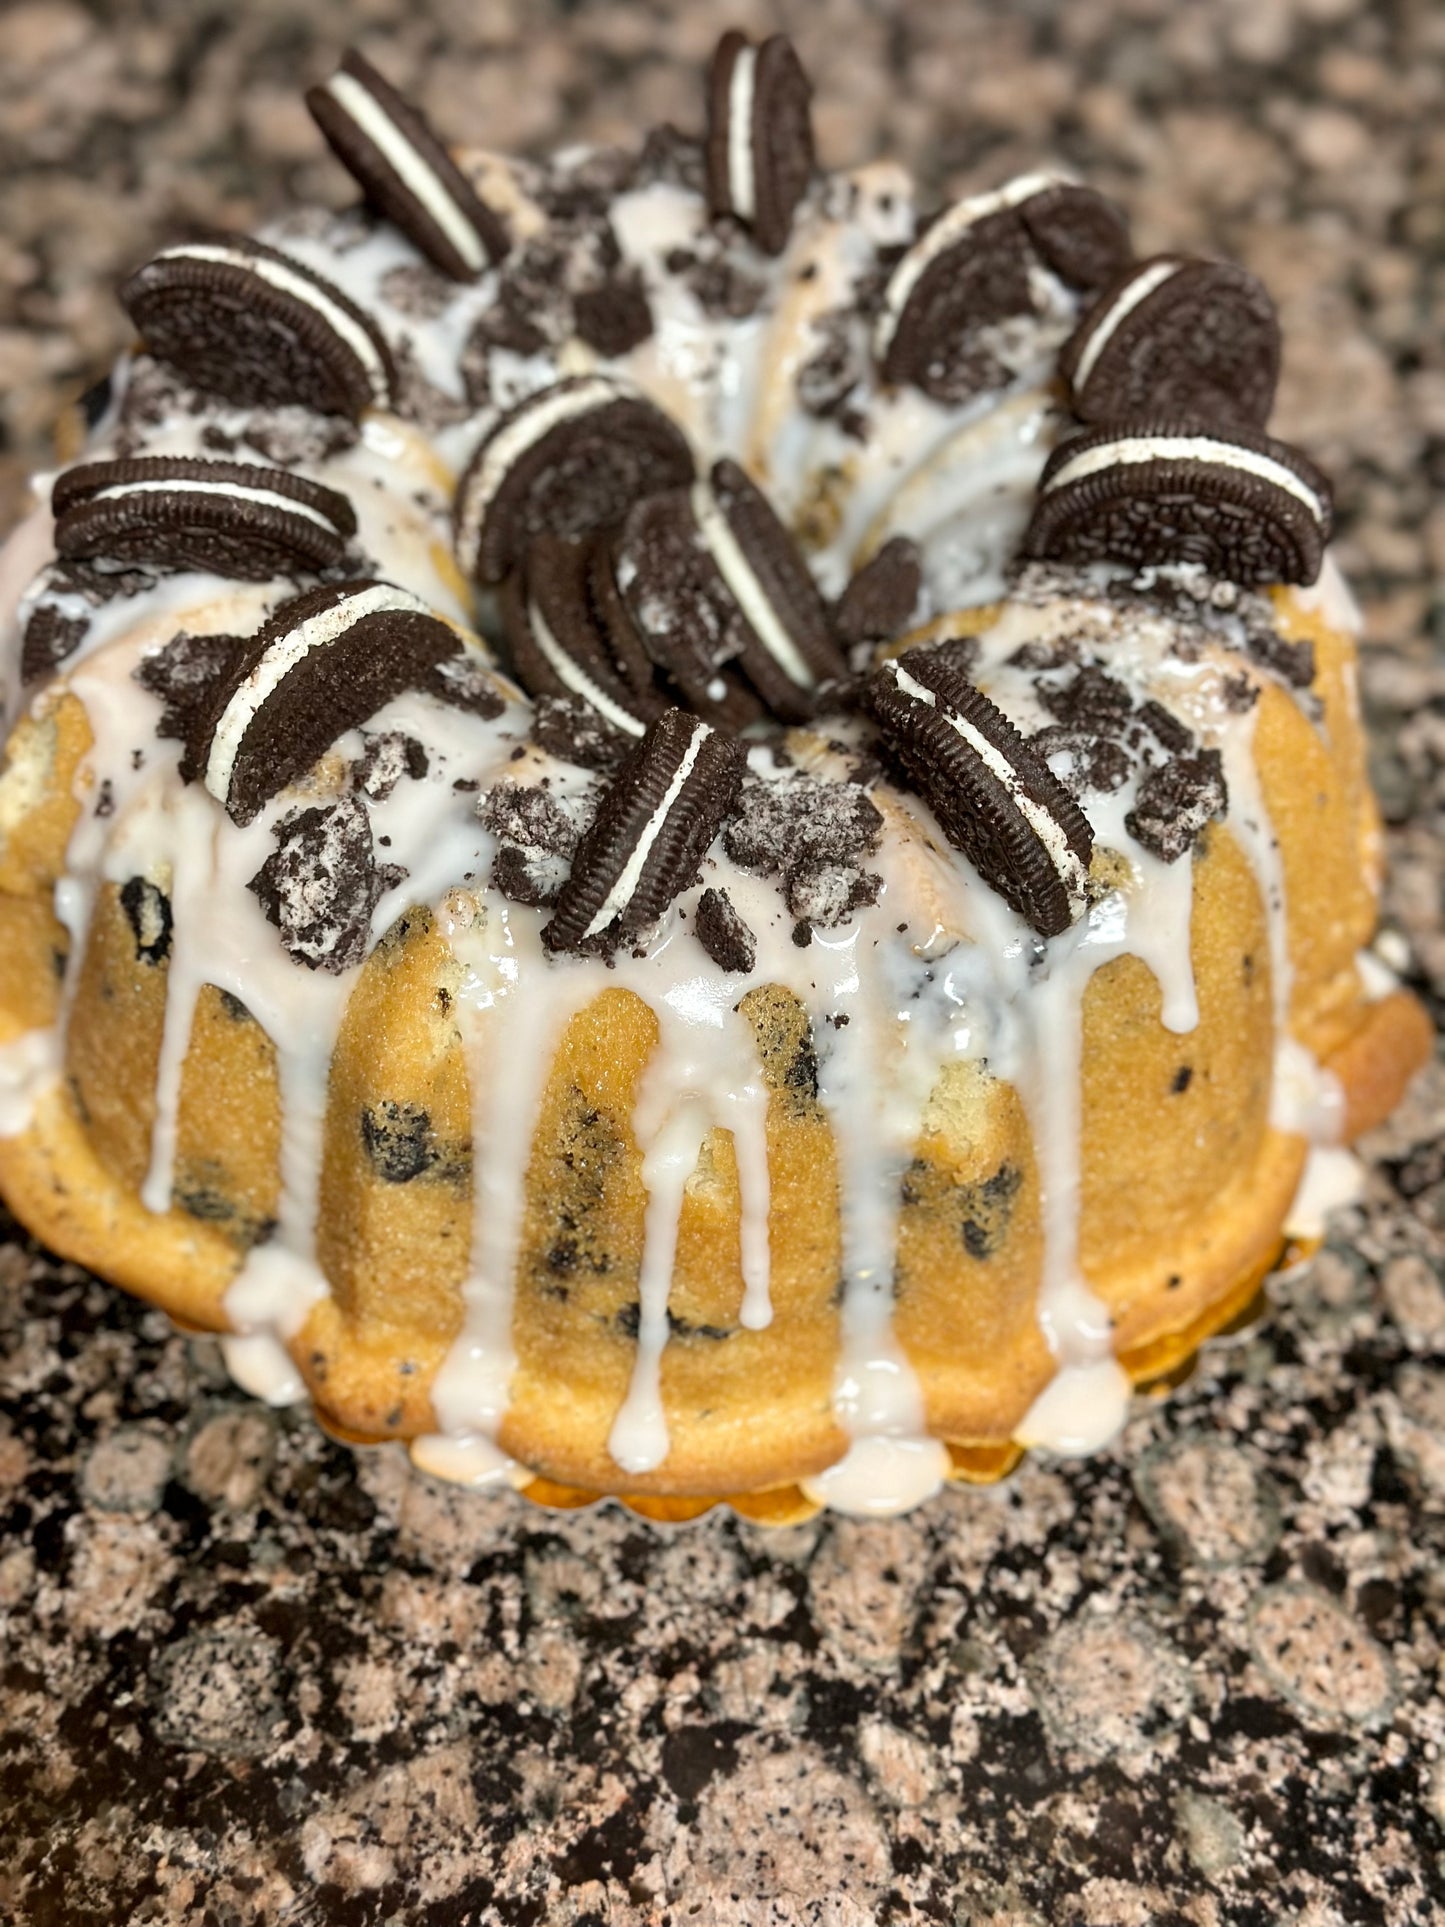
[0,4,1443,1923]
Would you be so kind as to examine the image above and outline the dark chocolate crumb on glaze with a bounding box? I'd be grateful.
[135,631,250,741]
[305,48,509,282]
[862,647,1094,939]
[694,886,757,974]
[1061,255,1281,429]
[121,232,397,421]
[723,764,884,927]
[1126,749,1229,863]
[480,782,590,910]
[53,455,357,581]
[834,537,924,647]
[543,709,746,956]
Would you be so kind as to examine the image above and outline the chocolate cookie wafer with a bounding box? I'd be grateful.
[1060,255,1280,426]
[704,31,815,257]
[1023,421,1333,585]
[121,233,397,420]
[862,648,1094,938]
[543,709,747,955]
[182,580,460,824]
[611,490,766,728]
[834,536,923,647]
[53,456,357,580]
[693,458,845,721]
[498,535,666,738]
[306,49,508,281]
[875,176,1130,400]
[454,376,693,584]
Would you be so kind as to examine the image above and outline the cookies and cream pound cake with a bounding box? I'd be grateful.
[0,34,1429,1521]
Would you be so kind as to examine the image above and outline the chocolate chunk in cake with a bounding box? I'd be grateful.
[695,886,757,974]
[705,31,815,257]
[182,581,460,824]
[249,794,405,972]
[1023,420,1333,586]
[1061,255,1280,428]
[306,49,508,281]
[53,456,357,580]
[544,709,746,954]
[121,233,397,420]
[454,377,694,585]
[862,647,1094,937]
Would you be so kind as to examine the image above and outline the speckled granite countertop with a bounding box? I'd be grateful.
[1,4,1443,1923]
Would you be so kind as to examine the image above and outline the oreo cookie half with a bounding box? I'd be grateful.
[691,458,844,721]
[1023,421,1333,585]
[454,376,694,584]
[861,648,1094,938]
[53,456,357,580]
[183,580,460,824]
[874,175,1130,399]
[498,535,665,738]
[704,30,815,256]
[543,708,747,955]
[1061,255,1281,427]
[121,233,396,420]
[306,49,508,281]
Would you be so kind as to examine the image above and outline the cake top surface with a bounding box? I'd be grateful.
[0,28,1364,1512]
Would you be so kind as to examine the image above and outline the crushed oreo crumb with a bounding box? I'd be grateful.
[1126,749,1229,862]
[135,631,248,741]
[479,781,592,909]
[248,795,405,973]
[694,886,756,974]
[724,765,884,927]
[355,731,429,801]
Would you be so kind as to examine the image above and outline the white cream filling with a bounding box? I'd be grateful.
[326,69,488,275]
[456,376,635,573]
[152,242,392,405]
[204,582,435,806]
[1069,256,1183,392]
[84,477,340,535]
[726,45,758,221]
[1044,433,1328,525]
[582,720,709,939]
[887,660,1089,916]
[528,597,646,737]
[874,170,1069,363]
[690,478,816,690]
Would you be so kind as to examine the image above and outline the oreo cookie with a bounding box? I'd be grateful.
[121,233,397,420]
[861,648,1094,938]
[1023,421,1333,586]
[52,456,356,580]
[874,175,1130,401]
[454,376,693,584]
[543,708,746,955]
[183,580,460,824]
[613,461,842,725]
[498,534,666,738]
[692,459,844,719]
[306,49,508,282]
[1061,255,1281,427]
[704,31,815,257]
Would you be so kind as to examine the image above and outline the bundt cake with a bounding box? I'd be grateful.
[0,36,1429,1521]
